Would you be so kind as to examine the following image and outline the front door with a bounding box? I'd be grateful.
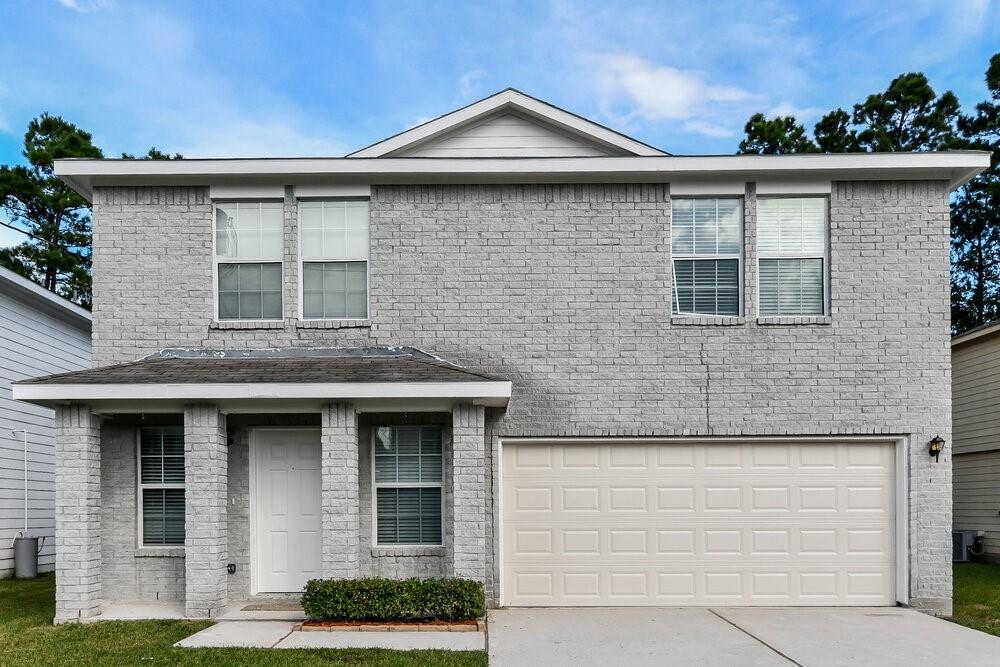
[253,428,322,593]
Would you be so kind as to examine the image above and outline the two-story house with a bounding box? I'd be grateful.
[13,90,988,622]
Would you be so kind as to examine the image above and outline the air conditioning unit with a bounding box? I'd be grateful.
[953,530,978,562]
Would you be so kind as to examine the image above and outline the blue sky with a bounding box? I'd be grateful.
[1,0,998,246]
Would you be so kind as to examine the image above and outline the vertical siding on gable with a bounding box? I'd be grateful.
[0,291,90,576]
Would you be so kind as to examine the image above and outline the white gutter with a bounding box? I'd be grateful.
[56,152,991,200]
[13,380,513,407]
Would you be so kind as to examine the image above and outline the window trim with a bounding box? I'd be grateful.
[297,198,371,322]
[670,196,744,317]
[212,200,285,323]
[370,425,445,548]
[136,427,185,550]
[754,196,830,318]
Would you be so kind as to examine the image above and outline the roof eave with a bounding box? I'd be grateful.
[12,380,513,409]
[56,152,992,202]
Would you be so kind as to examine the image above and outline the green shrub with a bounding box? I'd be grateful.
[301,577,485,621]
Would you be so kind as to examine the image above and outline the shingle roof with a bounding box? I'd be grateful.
[18,348,499,385]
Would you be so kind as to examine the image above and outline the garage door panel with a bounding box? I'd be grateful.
[502,441,896,606]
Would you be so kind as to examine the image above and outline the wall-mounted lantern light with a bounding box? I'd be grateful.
[929,435,945,462]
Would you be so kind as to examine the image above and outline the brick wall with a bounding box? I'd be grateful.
[90,181,953,612]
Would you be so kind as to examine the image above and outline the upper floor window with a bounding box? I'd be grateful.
[757,198,827,316]
[215,201,283,320]
[671,198,741,316]
[299,200,369,319]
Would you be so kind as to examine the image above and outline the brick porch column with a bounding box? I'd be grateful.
[451,404,486,581]
[321,402,359,578]
[184,403,228,618]
[54,404,102,623]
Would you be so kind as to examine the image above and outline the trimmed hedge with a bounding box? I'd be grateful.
[301,577,485,621]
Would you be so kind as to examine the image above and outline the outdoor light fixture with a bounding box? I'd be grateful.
[929,435,945,462]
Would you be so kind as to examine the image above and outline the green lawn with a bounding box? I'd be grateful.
[952,563,1000,637]
[0,574,486,667]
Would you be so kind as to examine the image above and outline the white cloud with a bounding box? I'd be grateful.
[596,54,755,123]
[56,0,113,13]
[459,69,488,99]
[767,102,824,121]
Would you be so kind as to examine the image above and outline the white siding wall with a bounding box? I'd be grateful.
[952,331,1000,560]
[397,112,617,157]
[0,288,90,576]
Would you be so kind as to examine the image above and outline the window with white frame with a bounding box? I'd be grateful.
[138,427,185,547]
[215,201,284,320]
[373,426,442,545]
[671,198,742,316]
[300,200,369,319]
[757,197,827,316]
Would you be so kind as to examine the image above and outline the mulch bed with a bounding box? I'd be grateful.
[300,618,482,632]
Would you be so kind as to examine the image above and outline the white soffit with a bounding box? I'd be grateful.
[347,89,667,158]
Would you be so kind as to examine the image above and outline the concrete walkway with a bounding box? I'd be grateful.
[174,621,485,651]
[487,607,1000,667]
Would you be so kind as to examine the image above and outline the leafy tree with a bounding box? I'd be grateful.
[121,147,183,160]
[852,73,961,151]
[738,113,818,154]
[0,114,103,307]
[952,54,1000,332]
[813,109,860,153]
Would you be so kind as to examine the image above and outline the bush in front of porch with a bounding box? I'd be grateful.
[301,577,485,622]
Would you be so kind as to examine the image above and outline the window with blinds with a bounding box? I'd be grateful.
[757,197,827,316]
[373,425,443,545]
[671,198,742,316]
[138,427,185,547]
[300,200,370,319]
[215,201,284,320]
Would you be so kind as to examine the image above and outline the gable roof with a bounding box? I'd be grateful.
[347,88,668,158]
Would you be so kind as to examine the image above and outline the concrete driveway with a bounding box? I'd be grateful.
[487,607,1000,666]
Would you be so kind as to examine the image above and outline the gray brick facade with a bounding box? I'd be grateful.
[183,404,228,617]
[81,180,953,614]
[450,404,487,581]
[321,403,360,579]
[54,404,102,623]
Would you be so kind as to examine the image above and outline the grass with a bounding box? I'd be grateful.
[0,574,487,667]
[952,563,1000,637]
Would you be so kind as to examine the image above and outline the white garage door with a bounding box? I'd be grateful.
[501,440,896,606]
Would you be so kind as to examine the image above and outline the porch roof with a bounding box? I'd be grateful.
[12,347,512,412]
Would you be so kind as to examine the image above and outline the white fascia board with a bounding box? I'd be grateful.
[347,89,667,158]
[55,151,991,201]
[952,320,1000,347]
[13,380,513,406]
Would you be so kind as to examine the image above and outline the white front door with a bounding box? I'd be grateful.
[253,428,322,593]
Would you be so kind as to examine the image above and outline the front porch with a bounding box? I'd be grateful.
[13,348,510,623]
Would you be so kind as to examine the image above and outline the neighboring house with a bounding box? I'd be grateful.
[0,267,91,577]
[952,320,1000,562]
[12,89,990,623]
